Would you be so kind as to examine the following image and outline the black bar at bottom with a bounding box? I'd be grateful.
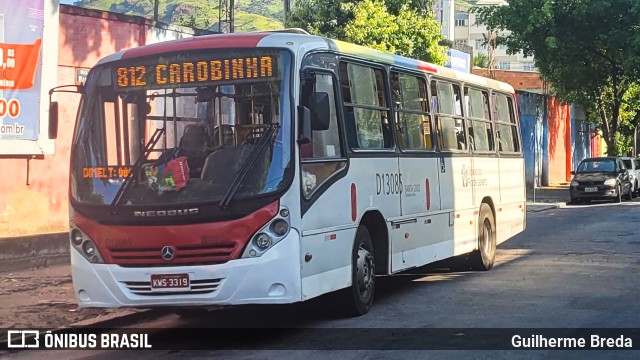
[1,328,639,351]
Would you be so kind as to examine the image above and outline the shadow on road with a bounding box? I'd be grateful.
[165,254,525,330]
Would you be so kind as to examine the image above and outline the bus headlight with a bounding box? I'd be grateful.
[271,219,289,236]
[82,240,97,258]
[255,233,272,249]
[242,207,291,258]
[70,228,104,264]
[71,229,84,246]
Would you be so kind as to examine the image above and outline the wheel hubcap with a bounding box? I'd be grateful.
[356,245,374,298]
[483,219,492,254]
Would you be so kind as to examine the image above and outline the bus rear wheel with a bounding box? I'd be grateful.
[338,226,375,316]
[470,203,496,271]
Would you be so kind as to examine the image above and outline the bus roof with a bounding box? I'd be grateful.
[97,30,515,94]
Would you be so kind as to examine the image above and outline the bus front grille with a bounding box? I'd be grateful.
[122,278,223,296]
[107,243,236,267]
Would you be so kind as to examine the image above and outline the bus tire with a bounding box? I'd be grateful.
[470,203,496,271]
[339,226,375,316]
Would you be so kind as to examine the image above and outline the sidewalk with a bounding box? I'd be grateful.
[0,232,69,273]
[526,186,569,212]
[0,264,147,330]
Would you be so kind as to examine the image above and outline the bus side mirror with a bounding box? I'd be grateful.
[49,101,59,139]
[298,105,311,144]
[311,92,330,131]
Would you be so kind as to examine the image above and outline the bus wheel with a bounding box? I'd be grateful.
[470,203,496,271]
[340,226,375,316]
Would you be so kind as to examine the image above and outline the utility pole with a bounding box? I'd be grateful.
[284,0,291,25]
[153,0,159,22]
[218,0,235,33]
[634,125,637,157]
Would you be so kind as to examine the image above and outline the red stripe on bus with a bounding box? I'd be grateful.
[425,178,431,210]
[417,61,439,74]
[122,33,270,59]
[73,201,279,266]
[351,183,357,222]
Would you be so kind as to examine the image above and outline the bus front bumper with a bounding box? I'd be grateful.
[71,229,302,308]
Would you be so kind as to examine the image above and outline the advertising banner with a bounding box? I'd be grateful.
[446,49,471,74]
[0,0,44,141]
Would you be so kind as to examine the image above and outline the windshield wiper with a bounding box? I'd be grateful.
[219,124,279,209]
[111,128,166,207]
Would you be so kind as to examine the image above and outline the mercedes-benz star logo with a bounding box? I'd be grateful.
[161,245,175,261]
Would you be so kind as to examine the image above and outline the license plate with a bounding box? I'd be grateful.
[150,273,190,291]
[585,187,598,192]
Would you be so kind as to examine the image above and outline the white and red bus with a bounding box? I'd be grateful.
[50,29,525,316]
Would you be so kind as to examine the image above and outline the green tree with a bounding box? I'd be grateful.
[477,0,640,155]
[286,0,446,64]
[473,53,488,68]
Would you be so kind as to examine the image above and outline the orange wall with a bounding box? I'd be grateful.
[546,97,572,185]
[0,6,201,237]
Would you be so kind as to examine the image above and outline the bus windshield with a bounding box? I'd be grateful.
[70,49,292,207]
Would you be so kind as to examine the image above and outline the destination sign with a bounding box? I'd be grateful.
[114,55,276,90]
[83,166,132,179]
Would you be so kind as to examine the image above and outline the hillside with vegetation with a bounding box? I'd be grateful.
[72,0,285,32]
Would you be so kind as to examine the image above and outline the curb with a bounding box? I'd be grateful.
[526,202,566,212]
[0,232,69,273]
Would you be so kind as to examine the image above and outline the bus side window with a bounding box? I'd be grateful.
[340,62,392,150]
[494,93,520,153]
[300,72,346,198]
[465,87,494,152]
[432,81,466,151]
[391,72,432,150]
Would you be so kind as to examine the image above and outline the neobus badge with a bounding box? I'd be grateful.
[133,208,199,217]
[115,55,275,89]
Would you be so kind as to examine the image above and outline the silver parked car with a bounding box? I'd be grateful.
[620,157,640,195]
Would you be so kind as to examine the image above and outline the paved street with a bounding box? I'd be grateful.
[4,199,640,359]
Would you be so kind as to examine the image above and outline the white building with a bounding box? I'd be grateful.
[433,0,455,41]
[437,0,538,72]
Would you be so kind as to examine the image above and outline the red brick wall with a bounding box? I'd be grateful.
[471,69,545,91]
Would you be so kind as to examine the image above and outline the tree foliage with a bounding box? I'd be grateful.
[286,0,446,65]
[477,0,640,156]
[473,53,488,68]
